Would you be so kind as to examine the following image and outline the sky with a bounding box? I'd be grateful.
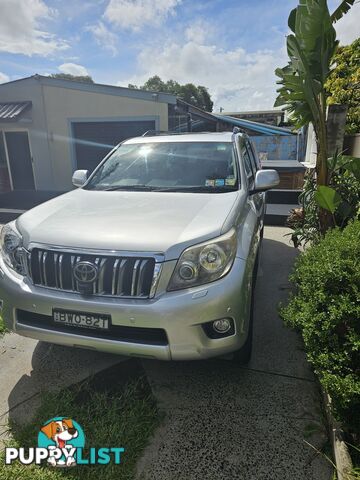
[0,0,359,112]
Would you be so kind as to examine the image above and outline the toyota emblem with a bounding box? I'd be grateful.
[73,261,98,283]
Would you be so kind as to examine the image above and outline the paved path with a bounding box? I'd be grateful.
[0,336,123,446]
[137,227,331,480]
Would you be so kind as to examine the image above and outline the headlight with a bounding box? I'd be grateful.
[0,223,25,274]
[168,228,237,291]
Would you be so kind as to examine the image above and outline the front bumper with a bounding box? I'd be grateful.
[0,256,252,360]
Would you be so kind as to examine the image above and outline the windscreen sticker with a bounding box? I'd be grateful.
[225,176,236,186]
[205,179,215,187]
[205,178,227,187]
[215,178,225,186]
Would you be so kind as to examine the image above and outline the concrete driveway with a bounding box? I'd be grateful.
[136,227,332,480]
[0,225,332,478]
[0,337,124,446]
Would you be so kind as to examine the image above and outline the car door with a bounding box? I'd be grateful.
[245,139,265,232]
[240,139,263,275]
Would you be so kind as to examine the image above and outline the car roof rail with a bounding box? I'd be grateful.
[142,130,219,137]
[142,130,170,136]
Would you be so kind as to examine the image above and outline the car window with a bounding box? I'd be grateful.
[242,144,255,187]
[246,140,259,173]
[86,141,239,193]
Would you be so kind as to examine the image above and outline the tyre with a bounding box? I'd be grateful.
[232,286,254,364]
[232,247,259,365]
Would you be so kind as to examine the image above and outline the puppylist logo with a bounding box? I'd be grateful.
[5,417,124,467]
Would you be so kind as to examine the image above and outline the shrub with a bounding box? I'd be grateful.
[281,220,360,440]
[0,315,6,335]
[287,156,360,247]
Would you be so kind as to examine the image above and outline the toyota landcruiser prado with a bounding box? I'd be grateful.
[0,131,279,362]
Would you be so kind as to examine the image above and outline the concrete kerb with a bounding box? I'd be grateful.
[321,389,354,480]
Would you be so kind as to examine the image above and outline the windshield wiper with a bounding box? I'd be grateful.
[96,185,237,193]
[103,185,157,191]
[153,186,237,193]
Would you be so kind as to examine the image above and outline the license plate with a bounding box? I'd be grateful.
[53,309,110,330]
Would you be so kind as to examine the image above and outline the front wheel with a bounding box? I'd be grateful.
[232,248,259,365]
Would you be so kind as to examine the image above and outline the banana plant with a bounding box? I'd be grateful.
[331,0,356,22]
[274,0,355,232]
[315,155,360,224]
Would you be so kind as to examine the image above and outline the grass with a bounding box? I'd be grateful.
[0,361,160,480]
[0,315,6,335]
[348,444,360,479]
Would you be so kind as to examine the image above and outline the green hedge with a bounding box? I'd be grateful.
[0,315,6,335]
[281,220,360,437]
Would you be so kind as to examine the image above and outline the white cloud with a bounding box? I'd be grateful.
[86,21,118,56]
[334,2,360,45]
[58,63,89,76]
[0,72,10,84]
[0,0,68,56]
[104,0,181,31]
[185,20,213,44]
[118,39,286,111]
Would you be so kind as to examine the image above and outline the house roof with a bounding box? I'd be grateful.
[214,114,294,136]
[0,101,32,122]
[0,75,177,105]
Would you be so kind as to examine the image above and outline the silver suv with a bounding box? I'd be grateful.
[0,131,279,362]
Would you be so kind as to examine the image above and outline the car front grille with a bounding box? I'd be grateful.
[26,248,157,298]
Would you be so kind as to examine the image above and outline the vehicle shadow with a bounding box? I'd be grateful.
[5,341,122,428]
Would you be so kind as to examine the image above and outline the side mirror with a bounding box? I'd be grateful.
[72,170,88,188]
[250,169,280,194]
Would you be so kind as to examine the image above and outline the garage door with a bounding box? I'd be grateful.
[72,120,156,173]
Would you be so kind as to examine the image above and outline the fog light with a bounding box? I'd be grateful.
[212,318,231,334]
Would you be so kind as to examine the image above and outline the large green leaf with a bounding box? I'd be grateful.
[337,201,353,220]
[327,154,360,178]
[344,157,360,180]
[331,0,355,23]
[315,185,342,213]
[274,0,338,132]
[288,8,297,32]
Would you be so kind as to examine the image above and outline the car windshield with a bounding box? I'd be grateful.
[85,141,239,193]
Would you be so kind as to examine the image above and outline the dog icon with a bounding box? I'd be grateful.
[40,418,78,466]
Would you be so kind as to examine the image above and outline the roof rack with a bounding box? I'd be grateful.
[142,130,170,136]
[142,130,220,137]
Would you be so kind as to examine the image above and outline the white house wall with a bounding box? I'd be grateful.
[0,77,53,190]
[0,77,170,191]
[42,85,169,190]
